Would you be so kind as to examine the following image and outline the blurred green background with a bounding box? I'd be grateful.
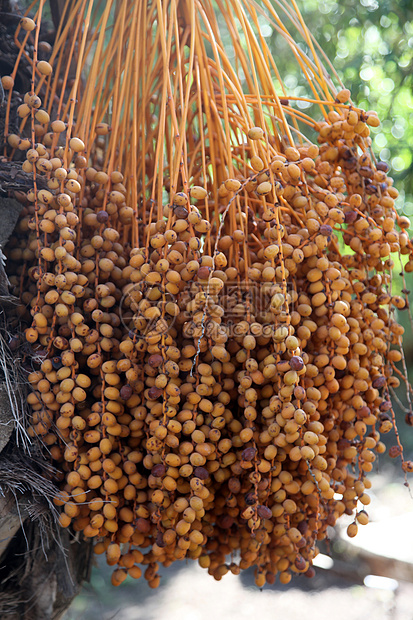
[273,0,413,219]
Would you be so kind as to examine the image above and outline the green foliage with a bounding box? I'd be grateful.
[272,0,413,217]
